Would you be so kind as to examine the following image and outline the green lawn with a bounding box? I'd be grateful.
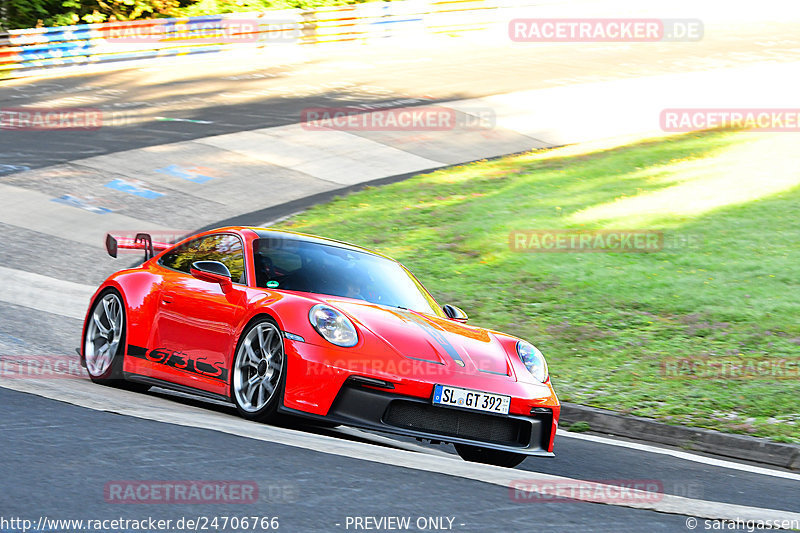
[276,129,800,443]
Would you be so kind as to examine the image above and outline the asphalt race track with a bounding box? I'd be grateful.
[2,17,800,170]
[2,8,800,533]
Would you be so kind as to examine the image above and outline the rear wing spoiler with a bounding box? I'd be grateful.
[105,233,172,261]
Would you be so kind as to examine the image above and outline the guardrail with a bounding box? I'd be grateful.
[0,0,527,79]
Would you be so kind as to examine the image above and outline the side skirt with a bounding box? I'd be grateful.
[124,372,233,403]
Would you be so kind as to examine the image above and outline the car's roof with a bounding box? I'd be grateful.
[246,227,397,262]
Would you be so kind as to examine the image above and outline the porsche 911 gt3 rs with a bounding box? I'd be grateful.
[81,227,559,467]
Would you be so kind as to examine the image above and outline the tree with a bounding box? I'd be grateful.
[59,0,181,24]
[1,0,371,29]
[4,0,63,29]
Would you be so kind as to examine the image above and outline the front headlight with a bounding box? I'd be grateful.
[516,340,548,382]
[309,304,359,347]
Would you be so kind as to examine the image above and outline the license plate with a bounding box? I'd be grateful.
[432,385,510,415]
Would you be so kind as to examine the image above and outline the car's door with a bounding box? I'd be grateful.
[151,233,249,396]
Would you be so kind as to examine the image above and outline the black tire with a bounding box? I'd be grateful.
[454,444,527,468]
[230,317,286,423]
[83,288,149,393]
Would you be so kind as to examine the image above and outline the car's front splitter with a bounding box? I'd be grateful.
[280,379,555,456]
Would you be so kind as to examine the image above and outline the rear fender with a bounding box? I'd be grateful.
[81,269,163,369]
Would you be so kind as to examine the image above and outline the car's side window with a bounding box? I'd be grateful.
[159,237,201,273]
[160,234,247,284]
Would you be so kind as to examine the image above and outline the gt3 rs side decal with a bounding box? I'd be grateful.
[127,345,228,381]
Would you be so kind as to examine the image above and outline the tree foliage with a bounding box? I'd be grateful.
[1,0,370,30]
[59,0,182,23]
[4,0,64,29]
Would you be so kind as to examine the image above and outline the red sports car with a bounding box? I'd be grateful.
[81,226,559,467]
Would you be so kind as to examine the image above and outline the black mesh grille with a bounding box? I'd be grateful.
[383,401,529,446]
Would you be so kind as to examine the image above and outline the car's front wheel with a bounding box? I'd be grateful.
[454,444,527,468]
[231,318,285,422]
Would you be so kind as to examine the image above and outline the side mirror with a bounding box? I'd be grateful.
[190,261,232,291]
[443,304,468,323]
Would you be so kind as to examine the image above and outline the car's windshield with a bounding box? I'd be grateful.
[252,237,443,316]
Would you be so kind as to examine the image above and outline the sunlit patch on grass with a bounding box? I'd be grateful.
[570,132,800,227]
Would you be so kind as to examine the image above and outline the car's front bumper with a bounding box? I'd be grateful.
[280,379,556,456]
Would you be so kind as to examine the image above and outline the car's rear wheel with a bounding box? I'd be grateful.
[232,318,285,422]
[83,289,149,392]
[454,444,527,468]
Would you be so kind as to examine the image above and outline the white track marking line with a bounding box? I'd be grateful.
[0,266,94,320]
[559,430,800,482]
[1,377,799,527]
[150,386,452,456]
